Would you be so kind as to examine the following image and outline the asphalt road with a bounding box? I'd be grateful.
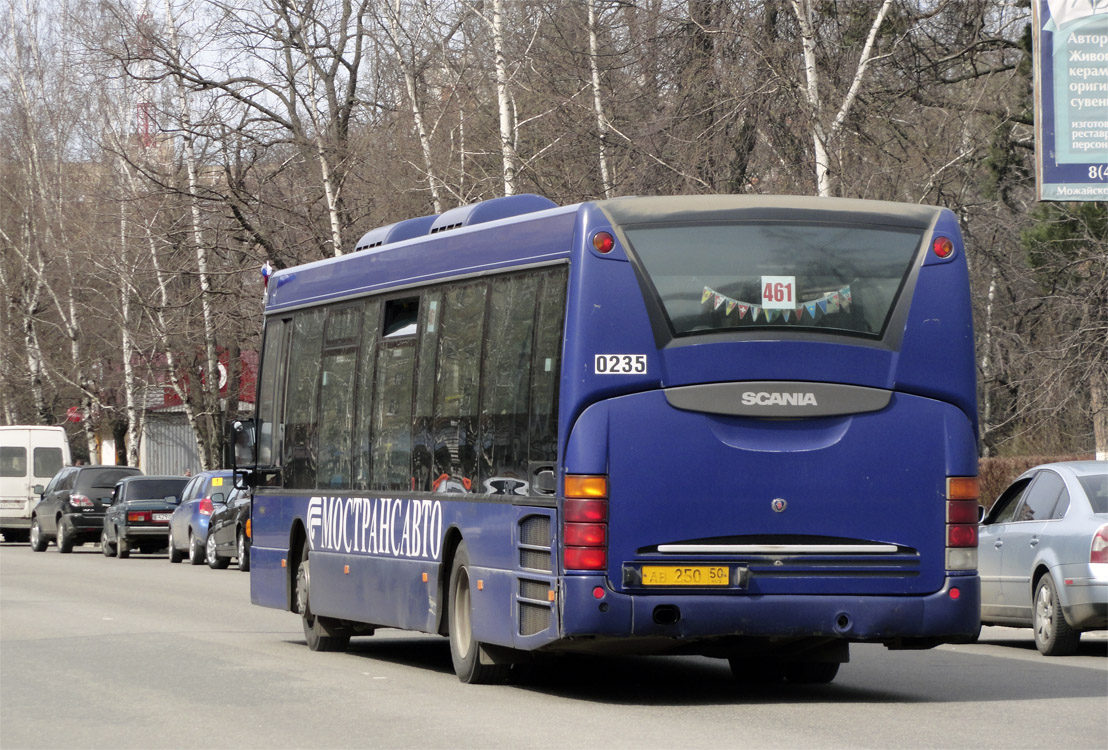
[1,541,1105,750]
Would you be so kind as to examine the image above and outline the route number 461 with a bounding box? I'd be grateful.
[761,275,796,309]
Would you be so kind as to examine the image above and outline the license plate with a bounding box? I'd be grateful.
[152,513,172,522]
[641,565,729,586]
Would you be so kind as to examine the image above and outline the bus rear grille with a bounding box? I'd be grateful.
[519,602,551,636]
[520,578,551,601]
[520,548,552,572]
[520,515,551,546]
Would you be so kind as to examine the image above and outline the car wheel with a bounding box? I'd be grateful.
[29,517,47,552]
[236,529,250,572]
[448,541,509,684]
[116,531,130,559]
[1033,575,1080,656]
[206,532,229,569]
[167,530,183,563]
[56,519,74,554]
[101,529,116,557]
[295,540,349,652]
[188,531,204,566]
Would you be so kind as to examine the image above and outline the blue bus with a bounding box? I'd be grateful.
[240,194,980,684]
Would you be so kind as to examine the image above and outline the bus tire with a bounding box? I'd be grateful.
[295,540,349,652]
[448,542,509,684]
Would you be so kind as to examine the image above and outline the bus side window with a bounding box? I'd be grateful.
[353,301,382,491]
[479,274,539,495]
[433,282,487,492]
[529,269,567,489]
[257,318,290,477]
[317,305,363,490]
[412,293,442,492]
[282,310,325,490]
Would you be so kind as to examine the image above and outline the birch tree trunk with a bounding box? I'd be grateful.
[789,0,893,197]
[587,1,612,198]
[492,0,518,195]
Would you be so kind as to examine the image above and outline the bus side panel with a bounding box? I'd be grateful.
[894,210,977,432]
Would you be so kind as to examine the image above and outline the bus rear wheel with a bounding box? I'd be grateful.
[295,540,349,652]
[448,542,509,684]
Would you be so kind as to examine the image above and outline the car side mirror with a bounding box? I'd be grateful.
[32,484,44,495]
[165,496,179,504]
[532,468,557,496]
[977,505,986,523]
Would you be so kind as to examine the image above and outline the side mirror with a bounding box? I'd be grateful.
[32,484,44,495]
[978,505,986,523]
[165,496,179,505]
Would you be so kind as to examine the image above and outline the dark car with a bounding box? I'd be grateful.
[101,476,190,558]
[206,485,251,571]
[167,470,234,565]
[30,465,143,553]
[979,460,1108,655]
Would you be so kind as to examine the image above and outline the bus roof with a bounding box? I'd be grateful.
[595,194,943,229]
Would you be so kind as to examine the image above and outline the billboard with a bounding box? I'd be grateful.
[1033,1,1108,201]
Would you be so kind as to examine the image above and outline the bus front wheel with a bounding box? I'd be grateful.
[448,542,509,684]
[295,540,350,653]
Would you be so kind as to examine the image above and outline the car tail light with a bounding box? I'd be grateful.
[199,497,214,516]
[564,474,608,572]
[69,493,93,508]
[1092,524,1108,564]
[946,476,978,570]
[127,511,151,523]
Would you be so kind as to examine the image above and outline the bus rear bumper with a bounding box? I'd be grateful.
[559,574,980,647]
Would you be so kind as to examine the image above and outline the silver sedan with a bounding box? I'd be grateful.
[979,460,1107,655]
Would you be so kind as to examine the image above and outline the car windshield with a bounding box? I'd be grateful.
[124,479,188,502]
[1078,473,1108,514]
[623,221,922,339]
[78,469,141,491]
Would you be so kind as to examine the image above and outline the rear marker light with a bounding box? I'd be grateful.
[592,231,615,254]
[933,236,954,258]
[949,587,960,600]
[592,587,605,599]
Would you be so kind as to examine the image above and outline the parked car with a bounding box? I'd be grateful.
[167,470,234,565]
[206,485,252,571]
[30,465,143,553]
[979,460,1108,655]
[101,476,190,558]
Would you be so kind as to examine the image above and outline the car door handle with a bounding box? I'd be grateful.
[1029,538,1039,547]
[994,540,1003,549]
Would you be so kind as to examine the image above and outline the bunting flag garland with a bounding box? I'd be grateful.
[701,284,852,324]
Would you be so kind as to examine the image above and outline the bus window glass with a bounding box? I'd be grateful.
[353,301,381,490]
[480,275,538,495]
[372,343,416,491]
[623,222,921,338]
[318,350,358,489]
[412,292,442,492]
[433,282,487,492]
[283,309,325,489]
[257,319,289,470]
[529,269,566,475]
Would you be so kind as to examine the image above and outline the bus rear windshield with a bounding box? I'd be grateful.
[623,222,923,339]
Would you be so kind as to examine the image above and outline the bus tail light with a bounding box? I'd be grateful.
[564,474,608,572]
[946,476,978,570]
[1091,524,1108,564]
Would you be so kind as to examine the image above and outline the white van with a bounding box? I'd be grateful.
[1,426,71,543]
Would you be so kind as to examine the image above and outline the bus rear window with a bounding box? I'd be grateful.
[623,222,922,339]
